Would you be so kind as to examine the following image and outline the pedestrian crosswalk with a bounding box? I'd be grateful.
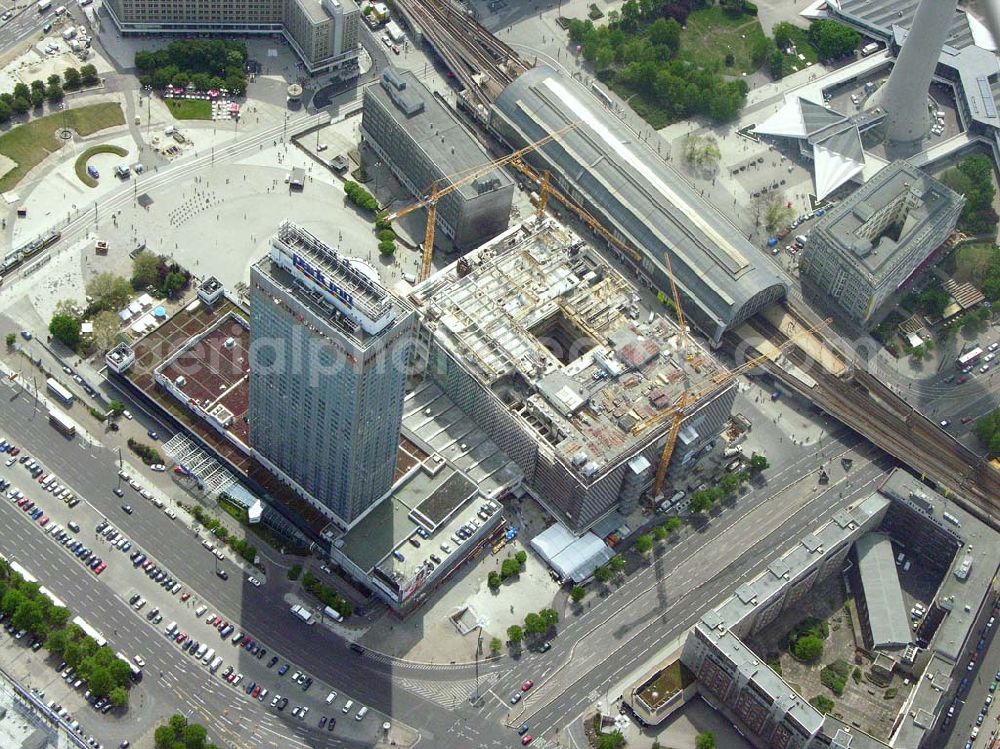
[397,671,503,709]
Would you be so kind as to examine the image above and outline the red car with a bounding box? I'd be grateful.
[38,515,48,525]
[251,685,261,698]
[175,632,188,644]
[180,591,191,602]
[521,680,534,692]
[9,447,19,456]
[957,375,968,384]
[93,562,107,575]
[37,474,47,483]
[521,736,533,746]
[962,415,973,424]
[217,620,228,631]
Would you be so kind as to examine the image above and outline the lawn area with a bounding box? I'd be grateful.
[678,6,768,75]
[0,103,124,192]
[637,660,695,709]
[775,24,819,77]
[951,243,996,285]
[74,144,128,187]
[166,98,212,120]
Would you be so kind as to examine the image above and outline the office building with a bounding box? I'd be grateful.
[103,0,361,75]
[491,65,788,346]
[249,220,416,529]
[670,468,1000,748]
[410,218,736,533]
[361,67,514,250]
[800,160,963,325]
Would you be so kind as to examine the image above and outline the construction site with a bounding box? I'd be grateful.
[409,217,738,533]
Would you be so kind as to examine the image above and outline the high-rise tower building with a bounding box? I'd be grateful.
[249,221,415,529]
[873,0,959,148]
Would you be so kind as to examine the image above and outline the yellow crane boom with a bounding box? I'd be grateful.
[645,317,831,498]
[387,123,578,282]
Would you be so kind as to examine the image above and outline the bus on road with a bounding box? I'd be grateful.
[48,408,76,438]
[46,377,74,405]
[957,347,984,369]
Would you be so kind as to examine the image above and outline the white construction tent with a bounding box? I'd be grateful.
[530,523,614,582]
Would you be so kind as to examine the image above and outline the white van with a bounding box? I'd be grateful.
[195,643,208,659]
[165,621,177,637]
[209,656,223,673]
[323,606,343,623]
[794,234,808,245]
[356,705,368,721]
[194,605,207,617]
[325,691,338,705]
[342,700,354,714]
[201,647,215,665]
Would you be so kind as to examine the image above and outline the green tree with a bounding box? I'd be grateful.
[490,637,502,653]
[154,725,177,749]
[487,571,501,590]
[13,82,29,101]
[63,67,81,90]
[4,332,14,348]
[652,524,668,541]
[809,19,860,60]
[689,490,715,513]
[182,723,207,748]
[597,731,625,749]
[500,558,521,579]
[132,251,161,288]
[663,516,682,533]
[169,714,189,734]
[80,64,98,85]
[768,47,785,79]
[109,686,128,709]
[86,273,132,312]
[507,624,523,645]
[46,628,70,655]
[108,400,126,416]
[1,588,26,615]
[696,731,716,749]
[63,640,84,668]
[792,634,825,662]
[634,534,654,554]
[524,612,546,636]
[749,454,769,473]
[593,565,612,584]
[540,608,559,629]
[765,199,794,234]
[378,240,396,256]
[720,472,741,495]
[514,550,527,566]
[570,585,587,603]
[87,666,114,697]
[30,87,44,108]
[46,81,63,103]
[609,555,626,573]
[11,96,29,115]
[13,600,44,634]
[91,310,120,352]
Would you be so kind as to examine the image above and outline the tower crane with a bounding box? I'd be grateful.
[636,316,831,499]
[386,123,578,282]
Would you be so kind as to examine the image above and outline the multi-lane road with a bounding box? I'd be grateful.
[0,363,902,748]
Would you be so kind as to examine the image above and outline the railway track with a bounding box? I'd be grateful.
[742,308,1000,528]
[393,0,526,105]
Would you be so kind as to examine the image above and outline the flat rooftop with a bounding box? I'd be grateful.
[258,220,407,343]
[855,532,912,649]
[411,219,728,479]
[156,311,251,446]
[119,296,251,471]
[337,462,500,584]
[402,380,525,498]
[810,161,963,279]
[365,67,512,203]
[881,470,1000,749]
[710,492,890,633]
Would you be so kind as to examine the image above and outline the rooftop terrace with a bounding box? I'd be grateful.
[411,220,727,477]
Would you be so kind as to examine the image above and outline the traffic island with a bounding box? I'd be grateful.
[74,144,128,187]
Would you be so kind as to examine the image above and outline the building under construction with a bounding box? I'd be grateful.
[409,218,736,533]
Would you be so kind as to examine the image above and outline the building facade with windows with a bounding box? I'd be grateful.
[361,67,514,250]
[248,221,415,529]
[103,0,361,75]
[800,160,963,325]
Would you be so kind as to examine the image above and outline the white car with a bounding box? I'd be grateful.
[132,655,145,667]
[5,458,14,467]
[122,410,133,420]
[247,577,262,587]
[150,464,166,472]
